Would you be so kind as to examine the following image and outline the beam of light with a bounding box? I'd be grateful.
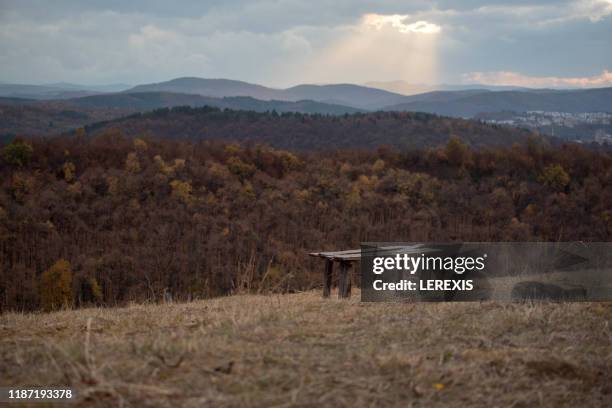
[297,14,441,86]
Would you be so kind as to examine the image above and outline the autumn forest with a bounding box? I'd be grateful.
[1,127,611,312]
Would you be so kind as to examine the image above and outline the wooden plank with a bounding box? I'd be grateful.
[313,253,361,261]
[323,259,333,298]
[310,245,430,261]
[338,261,351,299]
[309,248,361,260]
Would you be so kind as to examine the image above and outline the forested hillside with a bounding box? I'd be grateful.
[0,101,119,136]
[85,106,538,150]
[0,94,361,137]
[1,134,610,311]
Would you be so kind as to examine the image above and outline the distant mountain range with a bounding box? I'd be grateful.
[2,77,611,116]
[0,82,131,100]
[122,77,612,114]
[384,87,612,117]
[49,92,362,114]
[363,80,529,95]
[126,77,407,110]
[1,77,611,140]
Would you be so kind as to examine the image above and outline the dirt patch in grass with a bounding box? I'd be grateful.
[1,291,611,407]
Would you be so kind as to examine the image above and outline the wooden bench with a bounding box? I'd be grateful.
[309,245,425,299]
[308,249,360,299]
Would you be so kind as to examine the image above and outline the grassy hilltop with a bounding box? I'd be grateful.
[1,291,610,407]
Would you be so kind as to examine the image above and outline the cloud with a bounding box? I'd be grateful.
[363,14,441,34]
[0,1,609,86]
[463,70,612,88]
[472,0,612,25]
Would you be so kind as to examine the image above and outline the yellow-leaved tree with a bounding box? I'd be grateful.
[445,136,470,167]
[539,164,570,192]
[170,180,193,204]
[40,259,73,311]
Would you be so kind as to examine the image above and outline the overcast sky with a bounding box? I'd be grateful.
[0,0,611,88]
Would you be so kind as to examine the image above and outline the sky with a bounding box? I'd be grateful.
[0,0,611,88]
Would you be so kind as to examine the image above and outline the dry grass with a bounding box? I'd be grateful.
[1,290,611,407]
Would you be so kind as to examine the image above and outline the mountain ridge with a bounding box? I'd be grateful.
[124,77,612,114]
[384,87,612,116]
[125,77,407,110]
[3,77,611,116]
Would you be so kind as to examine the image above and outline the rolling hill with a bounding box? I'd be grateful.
[0,92,361,136]
[385,87,612,117]
[282,83,407,109]
[124,77,612,115]
[0,101,117,137]
[62,92,362,114]
[83,106,538,150]
[364,80,529,95]
[127,77,280,100]
[125,77,408,110]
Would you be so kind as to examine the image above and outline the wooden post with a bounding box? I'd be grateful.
[338,261,352,299]
[323,259,333,298]
[347,262,352,294]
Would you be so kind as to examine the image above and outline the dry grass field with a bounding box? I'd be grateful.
[1,290,611,407]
